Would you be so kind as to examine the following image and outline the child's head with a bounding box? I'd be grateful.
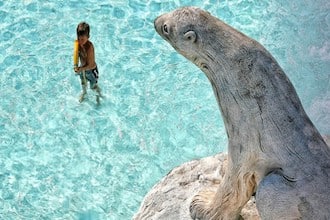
[76,22,90,38]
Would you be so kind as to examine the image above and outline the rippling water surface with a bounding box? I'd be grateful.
[0,0,329,219]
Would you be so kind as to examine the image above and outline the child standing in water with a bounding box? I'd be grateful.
[74,22,102,103]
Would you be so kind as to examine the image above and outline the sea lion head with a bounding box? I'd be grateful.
[154,7,248,76]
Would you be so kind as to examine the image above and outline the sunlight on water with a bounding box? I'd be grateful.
[0,0,329,219]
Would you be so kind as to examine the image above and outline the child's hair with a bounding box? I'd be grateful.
[77,22,90,38]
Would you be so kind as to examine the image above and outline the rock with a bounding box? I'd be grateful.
[133,153,260,220]
[134,136,330,219]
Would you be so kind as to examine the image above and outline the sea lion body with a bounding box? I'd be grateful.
[154,7,330,220]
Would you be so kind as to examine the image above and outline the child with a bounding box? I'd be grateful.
[74,22,102,103]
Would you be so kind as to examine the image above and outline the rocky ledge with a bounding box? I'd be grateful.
[133,135,330,220]
[133,153,260,220]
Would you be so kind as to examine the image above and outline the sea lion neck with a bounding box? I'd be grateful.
[153,7,330,219]
[154,7,329,163]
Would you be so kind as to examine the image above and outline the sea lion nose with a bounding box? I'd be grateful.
[154,16,163,35]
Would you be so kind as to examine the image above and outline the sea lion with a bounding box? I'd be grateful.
[154,7,330,220]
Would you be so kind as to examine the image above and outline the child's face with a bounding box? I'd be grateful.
[78,35,88,46]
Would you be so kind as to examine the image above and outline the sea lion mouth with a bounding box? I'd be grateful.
[154,16,165,39]
[154,17,161,34]
[154,15,174,44]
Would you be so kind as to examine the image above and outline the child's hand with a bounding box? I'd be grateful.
[74,67,79,73]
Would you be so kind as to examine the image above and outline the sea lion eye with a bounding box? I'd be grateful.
[201,63,209,70]
[163,24,168,34]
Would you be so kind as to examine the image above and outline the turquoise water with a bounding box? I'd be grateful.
[0,0,329,219]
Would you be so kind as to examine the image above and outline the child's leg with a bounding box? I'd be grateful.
[79,73,87,102]
[85,68,101,103]
[94,84,102,96]
[93,84,102,104]
[79,85,87,102]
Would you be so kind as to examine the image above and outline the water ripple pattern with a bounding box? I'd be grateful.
[0,0,329,219]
